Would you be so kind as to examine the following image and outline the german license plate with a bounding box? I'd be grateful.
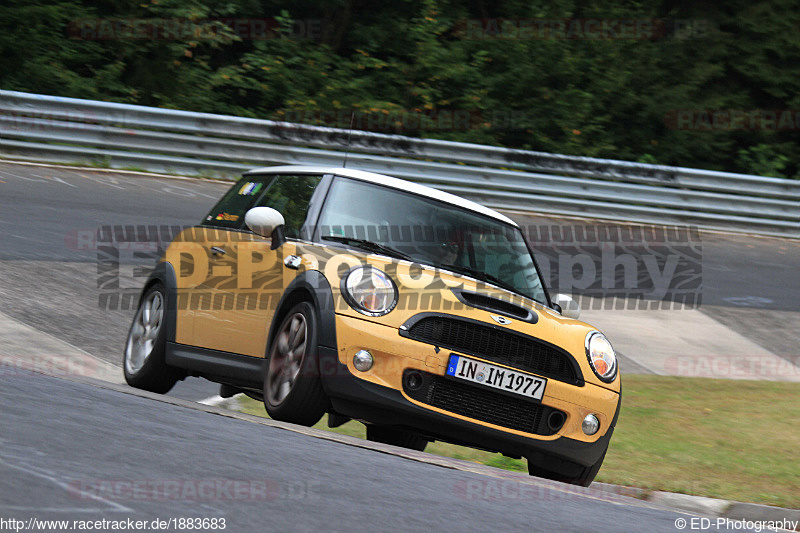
[446,354,547,400]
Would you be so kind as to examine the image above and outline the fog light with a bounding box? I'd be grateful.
[582,414,600,436]
[353,350,374,372]
[547,411,566,433]
[405,371,423,391]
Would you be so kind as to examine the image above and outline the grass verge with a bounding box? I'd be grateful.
[233,375,799,508]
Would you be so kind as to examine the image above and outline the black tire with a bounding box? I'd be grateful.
[263,302,329,426]
[366,425,428,452]
[123,282,183,393]
[527,449,607,487]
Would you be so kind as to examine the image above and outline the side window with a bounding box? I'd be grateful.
[202,176,275,229]
[255,174,322,238]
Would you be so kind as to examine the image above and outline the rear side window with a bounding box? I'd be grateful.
[202,174,322,237]
[202,176,274,229]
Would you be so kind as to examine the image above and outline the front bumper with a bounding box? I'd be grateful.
[320,314,621,467]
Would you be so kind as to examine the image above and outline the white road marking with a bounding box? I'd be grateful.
[0,454,132,513]
[0,169,47,182]
[160,184,217,199]
[581,298,800,381]
[198,395,226,406]
[79,173,126,189]
[198,394,242,407]
[48,176,77,188]
[617,351,663,376]
[0,310,123,384]
[0,159,225,182]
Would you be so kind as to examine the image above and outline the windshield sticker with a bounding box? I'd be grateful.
[215,212,240,222]
[238,182,264,196]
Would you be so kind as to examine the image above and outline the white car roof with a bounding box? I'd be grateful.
[245,165,517,226]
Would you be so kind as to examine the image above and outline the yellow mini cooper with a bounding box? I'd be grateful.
[124,166,620,486]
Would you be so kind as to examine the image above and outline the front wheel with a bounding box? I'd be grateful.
[123,283,183,393]
[263,302,329,426]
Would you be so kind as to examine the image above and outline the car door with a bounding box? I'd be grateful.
[169,175,274,348]
[190,173,324,357]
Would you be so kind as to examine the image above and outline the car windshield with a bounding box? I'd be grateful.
[316,177,548,304]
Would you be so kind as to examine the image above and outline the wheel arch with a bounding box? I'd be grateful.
[266,270,338,354]
[139,261,178,343]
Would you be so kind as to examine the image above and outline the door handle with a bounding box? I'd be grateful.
[210,246,227,256]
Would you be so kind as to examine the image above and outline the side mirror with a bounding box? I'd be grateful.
[553,293,580,320]
[245,207,286,248]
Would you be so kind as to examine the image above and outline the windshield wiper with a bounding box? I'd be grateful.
[439,263,525,297]
[321,236,413,261]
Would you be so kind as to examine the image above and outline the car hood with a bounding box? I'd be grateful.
[293,243,619,392]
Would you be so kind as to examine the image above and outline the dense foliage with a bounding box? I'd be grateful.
[1,0,798,177]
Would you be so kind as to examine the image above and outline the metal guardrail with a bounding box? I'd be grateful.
[1,90,798,237]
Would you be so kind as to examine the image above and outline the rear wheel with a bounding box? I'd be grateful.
[366,425,428,451]
[263,302,329,426]
[527,449,607,487]
[123,283,183,393]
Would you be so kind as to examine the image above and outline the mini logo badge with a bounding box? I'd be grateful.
[490,315,512,325]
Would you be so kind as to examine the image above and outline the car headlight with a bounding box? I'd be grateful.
[585,331,617,382]
[341,266,398,317]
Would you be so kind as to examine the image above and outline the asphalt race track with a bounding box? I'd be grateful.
[1,370,751,533]
[0,160,796,532]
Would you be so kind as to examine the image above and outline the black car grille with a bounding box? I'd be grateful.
[402,315,581,385]
[403,371,566,436]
